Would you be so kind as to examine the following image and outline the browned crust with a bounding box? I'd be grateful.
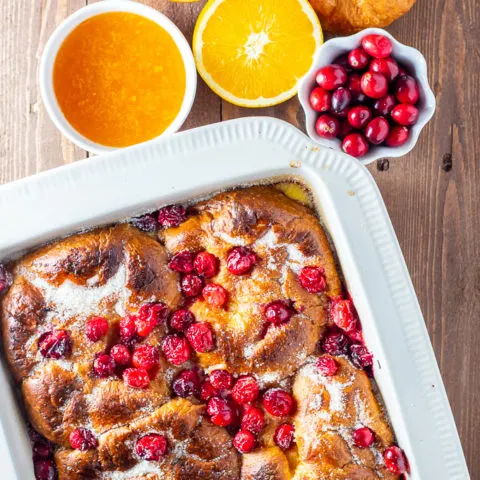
[309,0,417,34]
[162,186,342,380]
[1,225,181,445]
[0,186,397,479]
[55,399,240,480]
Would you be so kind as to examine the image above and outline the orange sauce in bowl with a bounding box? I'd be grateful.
[53,12,187,148]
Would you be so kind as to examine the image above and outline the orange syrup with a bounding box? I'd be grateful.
[53,12,186,148]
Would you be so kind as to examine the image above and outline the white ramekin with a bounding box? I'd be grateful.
[39,0,197,155]
[298,28,436,165]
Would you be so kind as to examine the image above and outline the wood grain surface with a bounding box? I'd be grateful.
[0,0,478,476]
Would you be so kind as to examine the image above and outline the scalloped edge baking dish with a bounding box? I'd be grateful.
[0,117,470,479]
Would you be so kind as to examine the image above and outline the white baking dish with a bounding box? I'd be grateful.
[0,117,469,479]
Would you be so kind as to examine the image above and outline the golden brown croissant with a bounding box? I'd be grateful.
[309,0,417,34]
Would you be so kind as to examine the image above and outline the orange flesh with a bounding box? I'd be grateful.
[53,12,186,148]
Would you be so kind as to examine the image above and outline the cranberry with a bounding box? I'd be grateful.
[321,329,350,355]
[331,299,357,332]
[119,315,138,345]
[158,205,186,228]
[309,86,331,113]
[130,213,158,233]
[331,87,352,114]
[162,335,191,365]
[181,273,204,297]
[209,369,233,390]
[274,423,295,450]
[333,53,352,71]
[338,120,353,139]
[32,439,53,459]
[361,34,393,59]
[34,459,56,480]
[347,105,372,129]
[241,406,265,435]
[332,106,349,119]
[136,302,168,337]
[347,328,364,344]
[123,367,150,389]
[347,73,362,92]
[316,355,338,376]
[0,264,13,294]
[200,380,220,401]
[85,317,109,342]
[316,64,347,90]
[132,345,160,371]
[186,322,215,352]
[170,309,195,331]
[386,125,409,147]
[348,48,370,70]
[315,114,341,139]
[342,133,369,158]
[394,75,419,104]
[347,73,367,104]
[352,427,375,448]
[93,353,116,378]
[233,430,255,453]
[169,251,194,273]
[194,251,218,278]
[226,246,256,275]
[391,104,419,126]
[383,446,409,474]
[69,428,97,451]
[207,397,235,426]
[232,376,259,404]
[298,266,326,293]
[370,56,399,82]
[38,330,71,359]
[264,300,295,324]
[173,369,201,397]
[263,389,294,417]
[203,283,228,308]
[136,434,168,461]
[350,343,373,369]
[360,72,388,99]
[365,117,390,145]
[373,94,397,116]
[110,344,131,366]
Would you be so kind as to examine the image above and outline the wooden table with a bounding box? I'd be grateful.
[1,0,478,475]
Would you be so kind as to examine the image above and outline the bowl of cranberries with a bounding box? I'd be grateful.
[298,28,436,164]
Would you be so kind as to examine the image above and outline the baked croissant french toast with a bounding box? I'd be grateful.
[0,185,408,479]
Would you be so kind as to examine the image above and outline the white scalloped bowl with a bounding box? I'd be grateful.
[298,28,436,165]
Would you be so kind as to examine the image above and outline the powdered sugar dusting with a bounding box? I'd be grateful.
[301,363,354,413]
[337,426,362,465]
[104,461,164,479]
[253,229,277,250]
[354,391,372,429]
[243,344,255,359]
[371,444,385,467]
[253,229,313,285]
[310,393,323,411]
[28,264,131,320]
[213,231,247,246]
[256,371,282,389]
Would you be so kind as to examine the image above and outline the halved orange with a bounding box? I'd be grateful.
[193,0,323,107]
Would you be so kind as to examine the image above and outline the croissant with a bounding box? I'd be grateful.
[309,0,417,34]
